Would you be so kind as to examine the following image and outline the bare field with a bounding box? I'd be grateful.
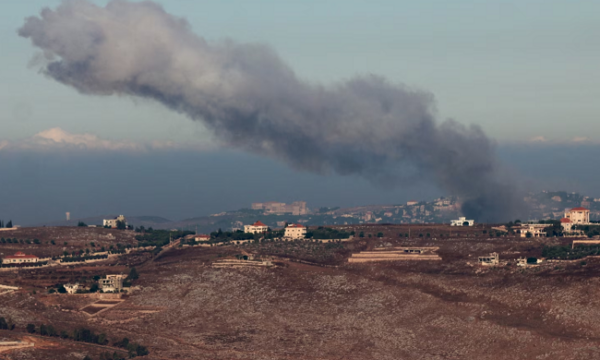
[0,224,598,359]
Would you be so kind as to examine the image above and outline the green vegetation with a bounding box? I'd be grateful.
[60,254,109,263]
[0,317,14,330]
[542,244,600,260]
[305,227,351,239]
[135,229,193,247]
[27,323,148,358]
[78,221,87,227]
[572,224,600,238]
[209,229,256,243]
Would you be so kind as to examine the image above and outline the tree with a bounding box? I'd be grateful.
[78,221,87,227]
[116,220,126,230]
[57,285,67,294]
[6,221,12,228]
[89,283,99,293]
[377,232,383,238]
[526,231,532,238]
[527,257,538,264]
[358,232,364,238]
[26,324,35,333]
[128,267,139,280]
[0,317,8,330]
[40,324,48,336]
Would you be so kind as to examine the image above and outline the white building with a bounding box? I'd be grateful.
[478,252,499,266]
[103,215,127,228]
[2,252,39,264]
[100,274,126,292]
[564,207,590,225]
[406,200,418,206]
[284,224,307,239]
[244,221,269,234]
[63,283,79,294]
[517,224,547,238]
[450,217,474,226]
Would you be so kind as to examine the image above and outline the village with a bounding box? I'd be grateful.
[0,204,600,359]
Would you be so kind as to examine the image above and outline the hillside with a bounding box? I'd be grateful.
[0,224,599,359]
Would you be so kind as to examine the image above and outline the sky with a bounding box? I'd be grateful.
[0,0,599,224]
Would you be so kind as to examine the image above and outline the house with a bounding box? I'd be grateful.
[560,218,573,232]
[194,234,210,242]
[406,200,418,206]
[103,215,127,228]
[284,224,307,239]
[451,217,474,226]
[478,253,499,266]
[2,252,39,264]
[100,274,126,292]
[244,221,269,234]
[564,207,590,225]
[63,283,79,294]
[517,224,547,238]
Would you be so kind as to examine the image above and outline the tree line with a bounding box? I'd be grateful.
[25,323,148,358]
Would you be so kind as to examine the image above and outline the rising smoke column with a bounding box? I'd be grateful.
[19,0,523,222]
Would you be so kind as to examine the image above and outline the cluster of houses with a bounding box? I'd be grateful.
[515,207,591,237]
[243,221,307,239]
[63,274,126,294]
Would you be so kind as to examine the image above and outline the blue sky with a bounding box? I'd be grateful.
[2,0,599,143]
[1,0,599,224]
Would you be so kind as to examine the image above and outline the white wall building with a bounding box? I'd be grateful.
[450,217,474,226]
[284,224,307,239]
[244,221,269,234]
[517,224,547,238]
[64,283,79,294]
[2,252,39,264]
[100,274,126,292]
[103,215,127,228]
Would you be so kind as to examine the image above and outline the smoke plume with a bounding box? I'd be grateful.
[19,0,524,221]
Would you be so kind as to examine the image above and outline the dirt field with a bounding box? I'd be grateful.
[1,224,599,359]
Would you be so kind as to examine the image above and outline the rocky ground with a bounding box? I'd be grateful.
[1,225,600,359]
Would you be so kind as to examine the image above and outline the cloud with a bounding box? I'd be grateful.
[0,128,211,153]
[529,136,547,143]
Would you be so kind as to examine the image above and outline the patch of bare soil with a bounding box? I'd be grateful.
[2,225,599,359]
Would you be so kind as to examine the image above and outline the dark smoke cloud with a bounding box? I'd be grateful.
[19,0,524,222]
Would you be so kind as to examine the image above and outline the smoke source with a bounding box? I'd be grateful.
[19,0,524,222]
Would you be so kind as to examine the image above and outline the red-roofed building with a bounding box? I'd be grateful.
[560,217,573,231]
[284,224,307,239]
[244,221,269,234]
[564,207,589,225]
[2,252,39,264]
[194,234,210,242]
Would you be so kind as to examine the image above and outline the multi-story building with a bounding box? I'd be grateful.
[244,221,269,234]
[2,252,38,264]
[251,202,308,215]
[284,224,306,239]
[564,207,590,224]
[103,215,127,228]
[100,274,126,292]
